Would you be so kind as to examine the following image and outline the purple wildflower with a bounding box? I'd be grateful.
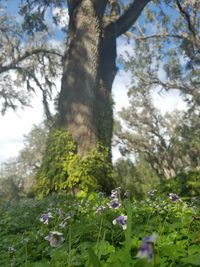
[137,233,158,261]
[44,231,65,247]
[137,240,153,260]
[169,193,180,203]
[108,198,121,209]
[112,214,127,230]
[40,212,53,224]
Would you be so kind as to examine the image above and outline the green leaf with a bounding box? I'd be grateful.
[30,262,50,267]
[134,258,153,267]
[181,254,200,266]
[88,247,101,267]
[97,241,115,256]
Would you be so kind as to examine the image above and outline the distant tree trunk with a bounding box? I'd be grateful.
[58,0,150,157]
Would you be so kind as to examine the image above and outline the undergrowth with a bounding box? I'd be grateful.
[0,190,200,267]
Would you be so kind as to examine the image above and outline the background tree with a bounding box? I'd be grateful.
[114,156,159,199]
[0,123,48,198]
[115,86,186,180]
[19,123,48,174]
[115,0,200,183]
[0,158,23,200]
[178,109,200,169]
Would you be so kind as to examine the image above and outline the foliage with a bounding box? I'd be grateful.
[113,158,159,199]
[64,144,114,194]
[178,111,200,169]
[36,129,77,198]
[115,86,200,181]
[0,176,21,202]
[0,158,25,201]
[19,123,49,174]
[36,129,114,198]
[0,123,49,199]
[115,86,187,180]
[0,190,200,266]
[157,170,200,198]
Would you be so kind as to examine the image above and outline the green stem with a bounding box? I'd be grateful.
[96,217,103,246]
[68,225,72,266]
[143,211,153,236]
[159,209,170,237]
[125,201,132,255]
[25,243,28,266]
[96,217,104,260]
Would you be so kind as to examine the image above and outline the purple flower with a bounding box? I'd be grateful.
[137,233,158,261]
[137,241,153,260]
[169,193,180,203]
[44,231,65,247]
[108,198,121,209]
[112,215,127,230]
[40,212,53,224]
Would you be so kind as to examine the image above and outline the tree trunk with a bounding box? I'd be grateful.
[37,0,151,196]
[58,1,100,156]
[58,0,117,157]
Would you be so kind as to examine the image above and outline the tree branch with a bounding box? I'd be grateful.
[124,31,186,41]
[13,66,53,120]
[67,0,82,16]
[175,0,196,38]
[93,0,108,18]
[107,0,151,38]
[0,48,62,75]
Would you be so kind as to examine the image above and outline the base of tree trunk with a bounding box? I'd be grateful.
[35,129,114,198]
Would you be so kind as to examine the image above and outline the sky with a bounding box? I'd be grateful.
[0,1,187,163]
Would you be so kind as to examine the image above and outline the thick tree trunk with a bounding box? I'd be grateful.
[57,0,150,158]
[58,0,116,157]
[37,0,151,196]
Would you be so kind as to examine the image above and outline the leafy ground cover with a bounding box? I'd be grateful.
[0,190,200,267]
